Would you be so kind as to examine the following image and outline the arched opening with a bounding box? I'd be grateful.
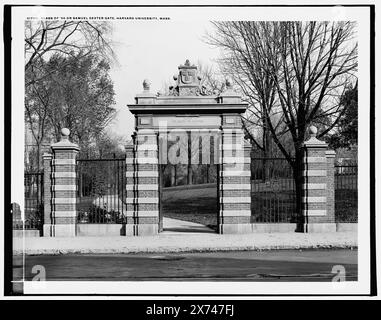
[158,130,220,234]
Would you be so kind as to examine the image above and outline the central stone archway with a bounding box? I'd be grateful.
[126,60,252,236]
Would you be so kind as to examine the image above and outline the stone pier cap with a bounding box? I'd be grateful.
[50,128,79,151]
[130,59,248,111]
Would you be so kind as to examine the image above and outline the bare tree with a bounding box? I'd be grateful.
[207,21,358,217]
[25,20,116,87]
[196,60,225,95]
[24,20,117,170]
[25,67,54,170]
[206,22,282,158]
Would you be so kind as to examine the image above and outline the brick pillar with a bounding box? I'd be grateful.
[125,142,137,236]
[219,126,252,234]
[302,126,336,232]
[47,128,79,237]
[326,150,336,224]
[126,129,159,235]
[42,153,53,236]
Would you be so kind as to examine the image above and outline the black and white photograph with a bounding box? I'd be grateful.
[1,1,378,302]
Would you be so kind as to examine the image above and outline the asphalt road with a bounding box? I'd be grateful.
[15,249,357,282]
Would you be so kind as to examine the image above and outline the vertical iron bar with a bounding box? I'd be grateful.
[117,159,119,222]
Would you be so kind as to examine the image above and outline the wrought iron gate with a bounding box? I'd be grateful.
[251,157,298,223]
[20,172,44,230]
[335,164,358,222]
[77,158,127,224]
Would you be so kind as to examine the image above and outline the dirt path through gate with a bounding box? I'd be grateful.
[161,183,218,230]
[161,217,215,234]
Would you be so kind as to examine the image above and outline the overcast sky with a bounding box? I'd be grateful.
[106,20,220,141]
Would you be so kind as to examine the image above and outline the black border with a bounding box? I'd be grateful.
[3,4,376,297]
[369,4,377,297]
[4,4,13,296]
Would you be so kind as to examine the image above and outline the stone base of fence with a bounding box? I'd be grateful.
[125,224,158,236]
[42,224,166,237]
[43,224,76,237]
[221,223,340,234]
[301,223,337,233]
[13,230,41,238]
[77,224,125,236]
[251,223,297,233]
[336,223,357,232]
[219,223,252,234]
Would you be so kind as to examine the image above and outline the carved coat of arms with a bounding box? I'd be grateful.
[180,69,195,84]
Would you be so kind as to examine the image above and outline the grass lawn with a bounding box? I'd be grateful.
[161,183,298,227]
[162,184,218,229]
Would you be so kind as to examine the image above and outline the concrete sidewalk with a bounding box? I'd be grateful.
[13,231,357,255]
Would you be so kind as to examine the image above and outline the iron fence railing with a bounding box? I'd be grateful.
[77,158,127,224]
[19,172,44,231]
[251,157,298,223]
[335,165,358,222]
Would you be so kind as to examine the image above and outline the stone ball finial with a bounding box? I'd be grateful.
[185,59,191,66]
[309,125,318,137]
[61,128,70,138]
[143,79,151,91]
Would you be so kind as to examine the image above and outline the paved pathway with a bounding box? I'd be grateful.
[161,217,215,234]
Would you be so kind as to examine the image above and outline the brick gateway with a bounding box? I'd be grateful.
[41,60,338,236]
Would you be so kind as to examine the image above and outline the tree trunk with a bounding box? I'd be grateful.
[292,147,304,231]
[187,165,193,185]
[187,131,193,185]
[36,143,41,172]
[261,127,271,182]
